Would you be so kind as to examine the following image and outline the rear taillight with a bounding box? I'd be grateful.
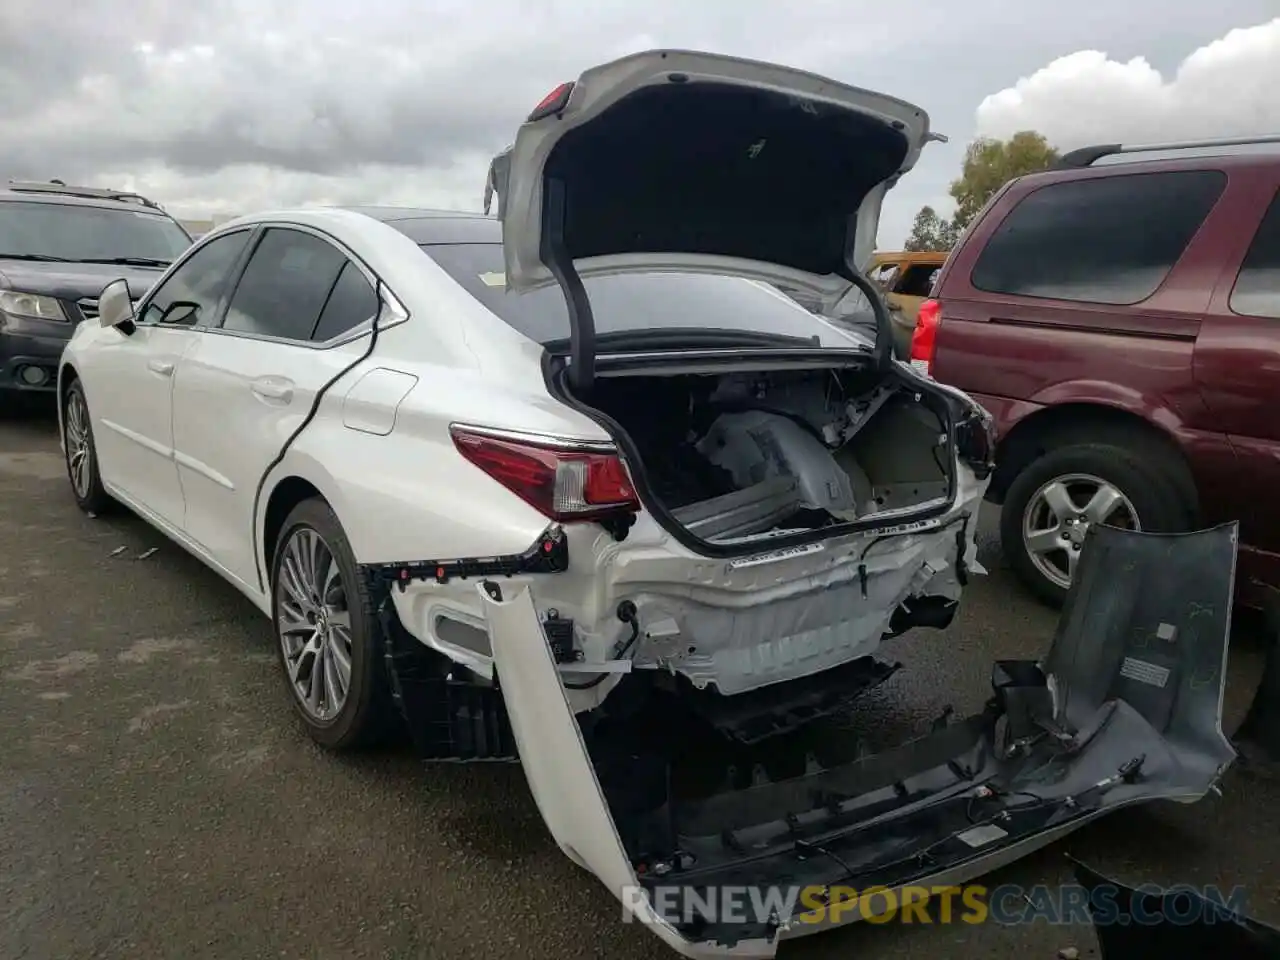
[910,298,942,377]
[451,426,640,523]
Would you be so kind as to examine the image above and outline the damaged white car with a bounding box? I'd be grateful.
[58,49,1236,959]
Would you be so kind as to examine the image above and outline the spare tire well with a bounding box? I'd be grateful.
[262,477,323,576]
[990,403,1199,519]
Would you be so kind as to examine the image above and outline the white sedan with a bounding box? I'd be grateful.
[56,49,1230,960]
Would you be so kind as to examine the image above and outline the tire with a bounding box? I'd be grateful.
[1000,441,1194,608]
[271,497,395,751]
[61,379,113,515]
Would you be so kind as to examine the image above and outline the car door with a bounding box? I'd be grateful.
[88,229,253,528]
[1194,171,1280,557]
[170,226,382,593]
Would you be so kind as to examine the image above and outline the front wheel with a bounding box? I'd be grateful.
[1000,442,1193,607]
[62,379,113,515]
[271,498,395,750]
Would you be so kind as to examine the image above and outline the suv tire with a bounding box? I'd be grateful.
[1001,441,1194,607]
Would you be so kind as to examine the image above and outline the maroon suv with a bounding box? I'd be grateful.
[911,137,1280,608]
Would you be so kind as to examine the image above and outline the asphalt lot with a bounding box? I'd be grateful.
[3,400,1278,960]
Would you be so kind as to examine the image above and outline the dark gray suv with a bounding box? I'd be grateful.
[0,181,192,398]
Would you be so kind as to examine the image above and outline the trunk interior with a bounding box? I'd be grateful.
[567,363,954,545]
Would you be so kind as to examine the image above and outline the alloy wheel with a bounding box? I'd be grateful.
[1021,472,1139,590]
[276,527,355,722]
[64,389,93,500]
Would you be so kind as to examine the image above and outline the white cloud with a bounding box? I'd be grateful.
[0,0,940,227]
[4,1,1277,245]
[93,157,494,223]
[974,18,1280,151]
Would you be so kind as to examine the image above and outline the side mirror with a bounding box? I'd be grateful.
[97,279,135,331]
[159,301,200,326]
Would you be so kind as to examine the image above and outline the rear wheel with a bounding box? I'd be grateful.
[271,498,394,750]
[62,379,113,515]
[1000,441,1193,607]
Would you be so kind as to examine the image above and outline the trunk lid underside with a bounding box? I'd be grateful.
[485,49,935,388]
[482,522,1238,957]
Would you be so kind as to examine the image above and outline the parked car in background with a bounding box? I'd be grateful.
[0,181,191,398]
[911,135,1280,607]
[869,250,946,357]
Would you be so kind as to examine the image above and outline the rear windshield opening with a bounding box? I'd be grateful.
[420,242,868,350]
[544,82,910,277]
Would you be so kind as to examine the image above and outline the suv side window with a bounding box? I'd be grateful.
[1230,189,1280,320]
[312,261,380,342]
[222,228,346,341]
[897,265,938,298]
[138,230,252,327]
[970,170,1228,306]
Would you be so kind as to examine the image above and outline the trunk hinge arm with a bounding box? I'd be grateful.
[837,263,895,375]
[541,177,596,393]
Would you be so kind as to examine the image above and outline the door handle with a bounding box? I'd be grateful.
[147,359,175,377]
[251,377,294,403]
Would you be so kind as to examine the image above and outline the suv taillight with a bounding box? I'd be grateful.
[451,427,640,523]
[910,298,942,377]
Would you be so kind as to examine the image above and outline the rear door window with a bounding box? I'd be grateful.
[969,170,1227,305]
[222,228,347,341]
[1229,188,1280,320]
[312,261,380,342]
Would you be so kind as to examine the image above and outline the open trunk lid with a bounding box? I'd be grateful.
[480,521,1238,956]
[484,50,937,387]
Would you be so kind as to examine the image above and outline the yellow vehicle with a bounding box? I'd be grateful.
[867,250,947,357]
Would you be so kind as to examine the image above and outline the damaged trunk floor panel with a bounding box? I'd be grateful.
[593,522,1239,949]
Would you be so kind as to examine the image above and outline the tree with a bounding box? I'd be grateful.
[948,130,1059,232]
[904,205,957,252]
[900,130,1058,253]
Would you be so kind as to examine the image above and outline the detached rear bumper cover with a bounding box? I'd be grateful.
[481,523,1239,958]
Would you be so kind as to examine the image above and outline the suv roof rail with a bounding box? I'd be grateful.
[5,179,165,211]
[1055,134,1280,170]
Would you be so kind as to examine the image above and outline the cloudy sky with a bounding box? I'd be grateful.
[3,1,1278,246]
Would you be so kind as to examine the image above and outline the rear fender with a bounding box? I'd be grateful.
[1025,381,1191,435]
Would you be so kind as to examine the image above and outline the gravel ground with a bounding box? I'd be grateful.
[3,402,1278,960]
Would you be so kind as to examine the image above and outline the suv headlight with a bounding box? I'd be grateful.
[0,290,68,322]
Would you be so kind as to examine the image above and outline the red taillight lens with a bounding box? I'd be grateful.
[451,427,640,523]
[910,298,942,377]
[528,82,575,122]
